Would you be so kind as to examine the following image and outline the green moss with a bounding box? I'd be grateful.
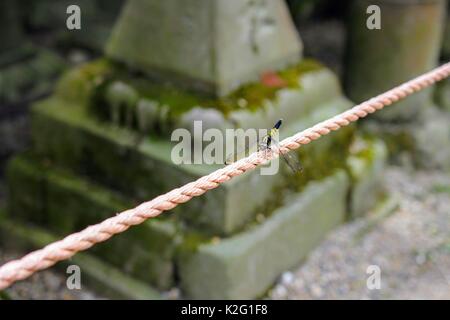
[177,230,212,254]
[31,97,225,219]
[432,184,450,194]
[211,59,324,114]
[0,290,11,300]
[55,58,115,106]
[177,126,355,246]
[386,131,415,155]
[345,134,378,181]
[290,125,355,191]
[54,58,324,135]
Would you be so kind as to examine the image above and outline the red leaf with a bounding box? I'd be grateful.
[260,71,287,88]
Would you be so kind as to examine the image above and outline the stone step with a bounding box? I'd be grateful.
[4,136,387,298]
[4,134,387,297]
[0,213,162,299]
[178,170,349,299]
[30,79,354,234]
[5,154,179,290]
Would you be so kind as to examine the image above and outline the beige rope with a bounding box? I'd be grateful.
[1,62,449,290]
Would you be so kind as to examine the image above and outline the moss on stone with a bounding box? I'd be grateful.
[53,58,324,136]
[55,58,116,106]
[176,230,212,255]
[31,59,352,235]
[5,154,179,289]
[209,59,324,114]
[345,136,388,218]
[290,124,355,192]
[178,171,349,299]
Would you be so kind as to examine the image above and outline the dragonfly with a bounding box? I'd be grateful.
[225,119,303,173]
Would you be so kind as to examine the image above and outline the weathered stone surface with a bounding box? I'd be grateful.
[0,215,162,299]
[106,0,302,96]
[30,58,354,235]
[0,48,66,105]
[0,0,24,53]
[347,137,388,218]
[221,68,346,136]
[178,171,349,299]
[345,0,446,121]
[413,107,450,169]
[363,106,450,170]
[6,155,178,289]
[60,58,337,140]
[441,13,450,59]
[31,97,286,235]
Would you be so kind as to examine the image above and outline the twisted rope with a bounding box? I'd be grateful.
[1,62,450,290]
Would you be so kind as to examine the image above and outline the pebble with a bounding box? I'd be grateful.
[281,272,294,286]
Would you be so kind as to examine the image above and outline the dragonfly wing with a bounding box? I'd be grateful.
[270,138,303,173]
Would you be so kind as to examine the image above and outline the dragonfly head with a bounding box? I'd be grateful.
[273,119,283,130]
[269,119,283,137]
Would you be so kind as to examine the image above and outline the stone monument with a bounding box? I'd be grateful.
[2,0,387,298]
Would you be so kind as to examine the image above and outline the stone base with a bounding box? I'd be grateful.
[347,137,388,218]
[363,106,450,170]
[178,171,349,299]
[30,62,354,235]
[4,134,386,298]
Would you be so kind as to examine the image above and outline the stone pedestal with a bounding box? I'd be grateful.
[107,0,302,97]
[2,0,387,298]
[346,0,450,170]
[345,0,446,121]
[363,106,450,170]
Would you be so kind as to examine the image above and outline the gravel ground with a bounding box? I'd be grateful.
[1,166,449,299]
[270,166,450,300]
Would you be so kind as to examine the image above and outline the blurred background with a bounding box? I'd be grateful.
[0,0,449,299]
